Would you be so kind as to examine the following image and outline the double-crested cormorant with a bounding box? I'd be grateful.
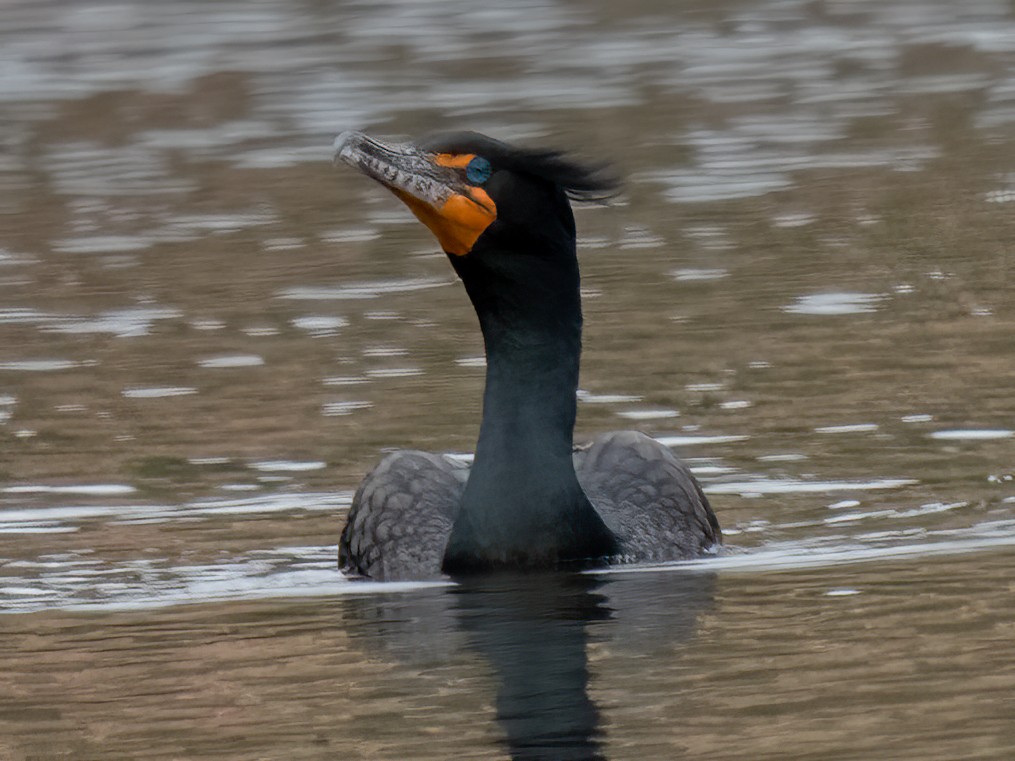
[334,130,720,580]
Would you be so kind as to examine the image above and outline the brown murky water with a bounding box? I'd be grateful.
[2,0,1015,758]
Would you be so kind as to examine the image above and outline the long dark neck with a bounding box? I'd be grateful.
[474,260,583,467]
[443,237,618,572]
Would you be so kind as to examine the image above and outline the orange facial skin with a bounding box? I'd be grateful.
[435,153,480,169]
[395,153,496,256]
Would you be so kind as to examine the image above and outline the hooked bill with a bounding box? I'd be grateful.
[333,131,456,210]
[333,130,497,256]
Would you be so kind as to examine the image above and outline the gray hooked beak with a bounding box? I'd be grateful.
[333,131,459,209]
[333,130,498,257]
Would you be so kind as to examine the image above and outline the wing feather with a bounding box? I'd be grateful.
[575,431,720,563]
[339,451,468,580]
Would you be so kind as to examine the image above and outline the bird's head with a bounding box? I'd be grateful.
[334,130,617,259]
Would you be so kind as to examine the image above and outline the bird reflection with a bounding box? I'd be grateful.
[453,573,611,760]
[341,569,715,760]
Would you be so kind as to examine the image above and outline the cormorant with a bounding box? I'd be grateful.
[334,130,720,580]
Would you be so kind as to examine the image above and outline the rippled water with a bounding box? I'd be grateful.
[2,0,1015,758]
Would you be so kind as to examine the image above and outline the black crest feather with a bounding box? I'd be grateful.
[515,149,621,203]
[419,131,621,203]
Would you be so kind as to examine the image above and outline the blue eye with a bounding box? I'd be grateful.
[465,156,492,185]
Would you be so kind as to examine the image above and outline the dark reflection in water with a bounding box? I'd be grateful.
[344,570,715,760]
[455,574,611,761]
